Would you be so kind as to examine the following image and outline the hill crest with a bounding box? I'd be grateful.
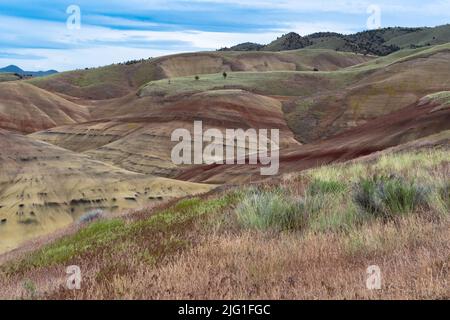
[219,24,450,56]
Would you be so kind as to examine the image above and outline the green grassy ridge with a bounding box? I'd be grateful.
[215,48,366,70]
[348,43,450,71]
[425,91,450,105]
[139,69,363,97]
[27,49,364,98]
[27,44,450,100]
[0,73,21,82]
[139,44,450,98]
[30,61,168,92]
[386,25,450,49]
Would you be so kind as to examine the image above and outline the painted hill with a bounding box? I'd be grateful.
[137,44,450,142]
[0,128,213,253]
[30,45,450,181]
[31,89,301,177]
[220,24,450,56]
[0,82,90,133]
[177,93,450,184]
[284,44,450,142]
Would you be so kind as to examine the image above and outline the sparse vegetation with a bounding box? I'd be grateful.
[1,148,448,299]
[353,175,430,219]
[236,188,306,231]
[78,209,104,224]
[22,279,38,299]
[0,73,21,82]
[307,178,347,196]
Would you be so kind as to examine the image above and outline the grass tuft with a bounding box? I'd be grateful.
[236,188,306,231]
[307,178,347,196]
[353,175,429,219]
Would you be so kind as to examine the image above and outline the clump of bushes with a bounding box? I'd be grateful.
[78,209,104,224]
[236,188,306,231]
[353,175,429,219]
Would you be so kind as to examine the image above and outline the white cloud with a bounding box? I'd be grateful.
[1,0,449,71]
[0,14,284,70]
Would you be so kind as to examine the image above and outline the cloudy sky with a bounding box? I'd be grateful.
[0,0,449,71]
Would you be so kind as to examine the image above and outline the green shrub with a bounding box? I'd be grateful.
[353,175,429,219]
[236,188,306,231]
[307,179,347,196]
[78,209,104,224]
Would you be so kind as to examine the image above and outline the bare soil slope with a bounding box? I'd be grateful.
[177,94,450,184]
[0,129,213,253]
[285,45,450,142]
[0,82,90,133]
[32,90,300,177]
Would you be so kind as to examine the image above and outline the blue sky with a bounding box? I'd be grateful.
[0,0,449,71]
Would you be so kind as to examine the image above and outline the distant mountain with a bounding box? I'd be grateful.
[219,24,450,56]
[0,65,58,77]
[0,65,23,73]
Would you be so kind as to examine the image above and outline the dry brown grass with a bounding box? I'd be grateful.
[3,215,447,300]
[1,207,448,300]
[45,217,449,300]
[144,221,449,299]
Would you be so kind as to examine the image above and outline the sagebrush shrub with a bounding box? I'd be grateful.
[78,209,104,224]
[307,179,347,196]
[236,188,306,231]
[353,175,429,219]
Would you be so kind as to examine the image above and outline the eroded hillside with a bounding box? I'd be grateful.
[0,82,90,133]
[0,129,213,253]
[31,90,300,176]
